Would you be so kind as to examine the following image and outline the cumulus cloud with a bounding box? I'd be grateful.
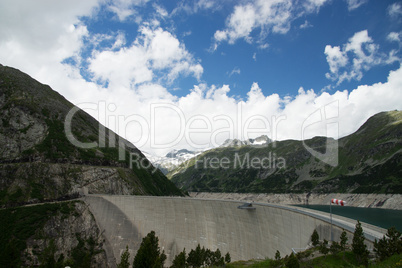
[213,0,292,46]
[324,30,399,85]
[130,64,402,155]
[1,0,401,159]
[88,24,203,88]
[213,0,328,49]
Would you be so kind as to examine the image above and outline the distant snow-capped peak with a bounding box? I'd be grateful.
[220,135,272,147]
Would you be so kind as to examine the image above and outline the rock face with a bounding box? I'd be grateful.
[170,111,402,194]
[0,64,183,206]
[21,201,108,267]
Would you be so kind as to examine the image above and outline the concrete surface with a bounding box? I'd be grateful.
[84,195,387,267]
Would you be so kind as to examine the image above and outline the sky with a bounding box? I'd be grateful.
[1,0,402,156]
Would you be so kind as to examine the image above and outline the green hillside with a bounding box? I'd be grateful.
[169,111,402,194]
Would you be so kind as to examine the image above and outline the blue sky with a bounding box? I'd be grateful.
[1,0,402,155]
[71,0,402,98]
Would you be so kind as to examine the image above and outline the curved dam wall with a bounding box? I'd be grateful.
[85,195,385,267]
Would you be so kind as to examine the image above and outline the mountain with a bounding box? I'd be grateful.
[0,64,183,206]
[220,135,272,147]
[144,135,272,175]
[144,149,202,174]
[169,111,402,194]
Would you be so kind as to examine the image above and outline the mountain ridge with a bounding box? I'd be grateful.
[169,110,402,194]
[0,64,183,205]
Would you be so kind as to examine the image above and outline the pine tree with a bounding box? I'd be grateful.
[224,252,231,264]
[187,244,203,268]
[319,239,329,255]
[285,253,300,268]
[275,250,281,261]
[133,231,166,268]
[340,230,348,251]
[386,227,402,256]
[352,220,369,266]
[213,248,224,266]
[311,229,319,247]
[374,227,402,261]
[171,249,186,268]
[117,246,130,268]
[329,241,340,255]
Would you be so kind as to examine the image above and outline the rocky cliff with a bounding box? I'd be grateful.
[0,64,183,206]
[0,201,108,267]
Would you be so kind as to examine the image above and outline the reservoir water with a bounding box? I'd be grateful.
[294,205,402,232]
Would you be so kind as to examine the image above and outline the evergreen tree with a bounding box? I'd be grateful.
[133,231,166,268]
[187,244,203,268]
[224,252,231,263]
[385,227,402,256]
[171,249,186,268]
[212,248,224,266]
[329,241,340,255]
[311,229,319,247]
[319,239,329,255]
[374,227,402,261]
[340,230,348,251]
[352,220,369,266]
[117,246,130,268]
[204,248,212,266]
[285,253,300,268]
[374,237,389,261]
[275,250,281,261]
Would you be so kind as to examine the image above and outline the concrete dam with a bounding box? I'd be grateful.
[85,195,386,267]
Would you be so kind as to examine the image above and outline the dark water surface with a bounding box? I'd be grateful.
[293,204,402,232]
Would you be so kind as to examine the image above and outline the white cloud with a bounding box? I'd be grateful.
[108,0,150,21]
[0,0,401,159]
[88,25,203,88]
[213,0,329,49]
[300,20,312,29]
[303,0,329,13]
[229,67,241,77]
[324,30,399,85]
[345,0,368,11]
[387,32,401,43]
[388,3,402,18]
[213,0,292,47]
[153,4,168,17]
[172,0,218,16]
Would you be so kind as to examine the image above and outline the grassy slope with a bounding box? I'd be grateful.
[226,251,402,268]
